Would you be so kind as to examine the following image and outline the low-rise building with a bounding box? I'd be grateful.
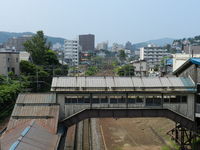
[0,49,20,76]
[173,58,200,84]
[131,60,148,77]
[172,54,200,71]
[19,51,30,61]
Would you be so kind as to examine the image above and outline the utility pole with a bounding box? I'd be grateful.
[36,67,39,92]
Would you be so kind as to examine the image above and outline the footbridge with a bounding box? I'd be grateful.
[1,76,199,150]
[51,76,199,149]
[51,76,197,126]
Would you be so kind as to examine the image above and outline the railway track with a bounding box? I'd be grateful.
[65,118,104,150]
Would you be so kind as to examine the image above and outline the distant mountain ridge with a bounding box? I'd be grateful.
[133,38,175,49]
[0,31,65,45]
[0,31,175,48]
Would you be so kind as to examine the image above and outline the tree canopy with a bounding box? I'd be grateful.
[116,64,135,76]
[23,31,53,65]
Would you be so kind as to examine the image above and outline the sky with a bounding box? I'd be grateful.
[0,0,200,44]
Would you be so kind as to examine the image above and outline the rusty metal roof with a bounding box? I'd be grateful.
[0,121,60,150]
[0,93,60,150]
[6,93,59,133]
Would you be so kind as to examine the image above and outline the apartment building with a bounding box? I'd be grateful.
[140,45,170,68]
[0,49,20,76]
[64,39,79,66]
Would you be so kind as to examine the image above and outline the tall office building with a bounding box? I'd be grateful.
[79,34,95,51]
[64,39,80,66]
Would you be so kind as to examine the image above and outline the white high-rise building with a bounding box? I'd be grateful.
[96,41,108,50]
[140,45,170,68]
[64,39,80,66]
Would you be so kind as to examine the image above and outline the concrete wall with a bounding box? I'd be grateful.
[57,93,195,121]
[178,64,200,83]
[0,52,20,76]
[163,94,195,120]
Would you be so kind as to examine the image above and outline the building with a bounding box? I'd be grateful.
[96,41,108,50]
[131,60,148,77]
[0,93,60,150]
[0,43,3,48]
[112,43,124,52]
[4,35,32,51]
[19,51,30,61]
[125,41,133,50]
[64,39,80,66]
[183,45,200,55]
[1,76,199,149]
[140,45,170,69]
[0,49,20,76]
[79,34,95,51]
[172,53,200,71]
[173,58,200,84]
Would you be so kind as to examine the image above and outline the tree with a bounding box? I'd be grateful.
[20,60,38,75]
[116,65,135,76]
[85,66,98,76]
[118,50,126,62]
[44,50,60,66]
[24,31,51,65]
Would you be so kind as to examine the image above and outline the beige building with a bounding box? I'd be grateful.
[131,60,148,77]
[172,54,200,71]
[0,49,20,76]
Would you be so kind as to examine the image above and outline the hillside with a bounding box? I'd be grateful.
[133,38,175,49]
[0,31,65,45]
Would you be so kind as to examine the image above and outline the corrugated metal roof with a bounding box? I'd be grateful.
[1,93,60,150]
[51,76,195,91]
[114,77,133,87]
[6,93,59,134]
[16,93,56,104]
[132,77,143,87]
[1,121,59,150]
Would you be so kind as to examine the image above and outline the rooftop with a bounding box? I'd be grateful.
[0,93,60,150]
[51,76,195,92]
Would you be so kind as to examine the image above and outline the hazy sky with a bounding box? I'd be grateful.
[0,0,200,44]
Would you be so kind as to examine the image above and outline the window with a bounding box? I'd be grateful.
[65,97,71,103]
[128,98,135,103]
[16,58,18,62]
[181,96,187,103]
[11,67,15,73]
[118,97,125,103]
[110,98,117,103]
[92,98,99,103]
[101,98,108,103]
[78,98,84,103]
[136,97,143,103]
